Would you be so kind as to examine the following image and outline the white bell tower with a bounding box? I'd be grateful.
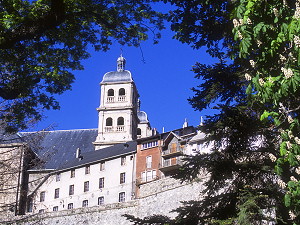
[94,56,139,150]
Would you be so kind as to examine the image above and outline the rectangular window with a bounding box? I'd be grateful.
[85,165,90,174]
[82,200,88,207]
[56,173,61,182]
[99,177,105,189]
[98,196,104,205]
[40,191,45,202]
[39,209,45,213]
[146,156,152,168]
[27,199,33,212]
[53,206,58,211]
[100,162,105,171]
[120,172,125,184]
[69,185,74,195]
[70,169,75,178]
[141,170,157,182]
[121,156,126,166]
[119,192,125,202]
[67,203,73,209]
[152,170,157,179]
[141,171,146,182]
[54,188,59,199]
[84,181,89,192]
[147,170,153,181]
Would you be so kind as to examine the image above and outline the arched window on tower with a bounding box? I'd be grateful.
[106,117,113,126]
[107,89,114,103]
[117,117,124,125]
[117,117,125,132]
[137,128,141,138]
[108,89,114,96]
[105,117,113,132]
[119,88,125,95]
[118,88,126,102]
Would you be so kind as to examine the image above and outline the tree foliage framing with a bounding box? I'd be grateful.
[126,0,296,224]
[0,0,165,132]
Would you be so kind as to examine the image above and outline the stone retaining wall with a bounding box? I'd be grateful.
[3,177,206,225]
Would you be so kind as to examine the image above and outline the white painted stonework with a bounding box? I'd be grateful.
[27,153,136,214]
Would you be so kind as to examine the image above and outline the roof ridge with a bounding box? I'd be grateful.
[19,128,98,134]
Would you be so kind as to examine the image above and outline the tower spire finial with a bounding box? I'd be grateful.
[117,50,126,72]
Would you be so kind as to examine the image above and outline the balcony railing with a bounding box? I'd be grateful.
[107,96,115,103]
[104,126,125,132]
[105,126,113,132]
[161,147,183,157]
[159,158,183,172]
[116,125,125,132]
[118,96,126,102]
[106,96,127,103]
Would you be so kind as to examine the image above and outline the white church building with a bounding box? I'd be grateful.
[0,56,208,217]
[25,56,157,213]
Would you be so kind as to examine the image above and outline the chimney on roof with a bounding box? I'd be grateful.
[200,116,204,126]
[182,118,188,128]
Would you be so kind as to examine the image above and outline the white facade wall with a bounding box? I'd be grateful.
[99,82,137,110]
[97,109,136,143]
[28,154,136,214]
[137,123,152,139]
[186,132,213,155]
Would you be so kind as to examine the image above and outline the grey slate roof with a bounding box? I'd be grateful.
[101,70,133,83]
[19,129,98,170]
[60,141,137,171]
[189,132,206,143]
[0,132,23,144]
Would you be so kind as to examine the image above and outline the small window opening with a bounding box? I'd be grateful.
[107,89,114,96]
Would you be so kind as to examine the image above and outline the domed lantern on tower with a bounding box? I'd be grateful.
[117,55,126,72]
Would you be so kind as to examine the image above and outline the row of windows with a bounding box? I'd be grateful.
[42,173,126,201]
[107,88,125,96]
[105,117,124,126]
[141,170,157,182]
[56,158,127,182]
[141,140,158,150]
[44,192,126,212]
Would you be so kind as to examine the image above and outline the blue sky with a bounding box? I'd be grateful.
[33,26,217,133]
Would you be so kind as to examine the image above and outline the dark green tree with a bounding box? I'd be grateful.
[0,0,165,132]
[126,0,292,224]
